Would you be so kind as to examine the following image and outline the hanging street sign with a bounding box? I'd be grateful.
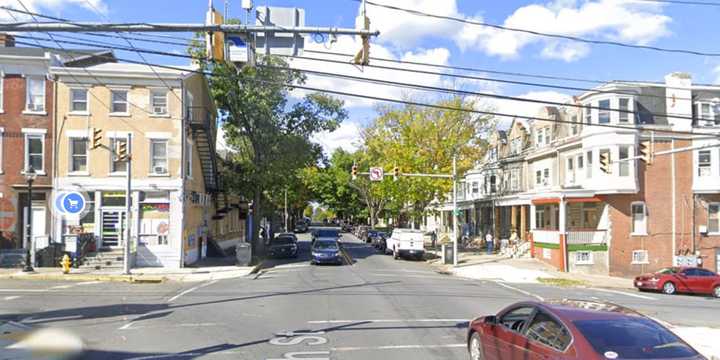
[369,167,384,181]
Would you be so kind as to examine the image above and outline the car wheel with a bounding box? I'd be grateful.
[393,248,399,260]
[713,286,720,298]
[662,281,676,295]
[468,332,484,360]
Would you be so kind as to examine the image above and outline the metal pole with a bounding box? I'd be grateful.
[284,188,288,233]
[23,177,34,272]
[452,155,458,267]
[671,138,676,265]
[123,134,132,275]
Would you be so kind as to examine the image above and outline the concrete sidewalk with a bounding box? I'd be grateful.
[0,263,260,283]
[429,251,633,290]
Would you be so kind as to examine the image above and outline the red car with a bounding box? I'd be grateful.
[466,300,703,360]
[634,267,720,297]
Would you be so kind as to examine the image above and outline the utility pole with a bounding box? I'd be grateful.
[452,155,458,267]
[123,134,132,275]
[284,188,288,233]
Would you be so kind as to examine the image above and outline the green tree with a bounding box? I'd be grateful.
[209,57,348,260]
[301,148,365,221]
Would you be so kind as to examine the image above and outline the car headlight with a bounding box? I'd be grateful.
[312,252,321,257]
[335,251,342,256]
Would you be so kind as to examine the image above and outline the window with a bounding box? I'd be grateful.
[544,128,551,145]
[698,150,711,177]
[575,251,593,265]
[598,100,610,124]
[472,181,479,194]
[584,106,591,124]
[631,202,647,235]
[0,128,3,173]
[571,115,579,135]
[536,129,543,147]
[499,306,535,332]
[185,141,193,178]
[543,168,550,185]
[511,169,520,191]
[25,134,43,171]
[586,151,592,178]
[577,155,584,170]
[111,90,128,114]
[490,147,497,161]
[70,138,88,173]
[110,137,128,173]
[150,140,168,175]
[490,175,497,193]
[709,204,719,233]
[619,146,630,177]
[526,311,571,352]
[71,89,88,113]
[25,76,45,112]
[632,250,649,264]
[151,89,167,115]
[619,98,630,123]
[567,158,575,184]
[697,269,716,277]
[536,170,542,185]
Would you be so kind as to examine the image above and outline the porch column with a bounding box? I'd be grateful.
[559,199,568,272]
[511,206,518,235]
[520,206,527,241]
[529,204,536,257]
[494,206,501,240]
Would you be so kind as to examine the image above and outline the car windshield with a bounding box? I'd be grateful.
[272,237,295,245]
[574,318,698,359]
[313,241,338,250]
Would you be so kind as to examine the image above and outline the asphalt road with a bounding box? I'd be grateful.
[1,231,719,359]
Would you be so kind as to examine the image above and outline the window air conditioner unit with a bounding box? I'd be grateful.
[154,106,166,114]
[154,166,168,174]
[699,225,708,234]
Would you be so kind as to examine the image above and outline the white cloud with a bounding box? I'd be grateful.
[0,0,108,20]
[363,0,462,48]
[456,0,671,62]
[312,121,363,155]
[490,90,572,128]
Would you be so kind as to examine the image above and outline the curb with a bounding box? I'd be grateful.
[0,272,165,283]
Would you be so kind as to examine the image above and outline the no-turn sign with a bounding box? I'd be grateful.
[369,167,384,181]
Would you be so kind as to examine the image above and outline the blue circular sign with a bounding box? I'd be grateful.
[62,192,86,215]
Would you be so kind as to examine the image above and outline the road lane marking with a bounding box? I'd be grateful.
[166,280,218,303]
[331,343,465,351]
[50,284,74,289]
[590,288,657,300]
[119,323,224,330]
[494,281,544,301]
[308,319,467,324]
[0,289,47,292]
[3,296,20,300]
[76,281,103,285]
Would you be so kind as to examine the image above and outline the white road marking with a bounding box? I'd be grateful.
[590,288,657,300]
[167,280,218,303]
[331,343,465,351]
[76,281,103,286]
[0,289,47,293]
[50,284,74,289]
[120,323,224,330]
[308,318,467,324]
[118,322,135,330]
[3,296,20,300]
[494,281,544,301]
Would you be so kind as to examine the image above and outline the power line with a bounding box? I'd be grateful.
[631,0,720,6]
[12,32,710,124]
[355,0,720,57]
[263,64,706,124]
[16,41,717,139]
[286,52,696,103]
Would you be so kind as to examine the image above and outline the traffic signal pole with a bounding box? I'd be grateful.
[123,133,132,275]
[452,155,458,266]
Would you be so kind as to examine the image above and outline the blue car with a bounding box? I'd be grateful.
[311,239,344,265]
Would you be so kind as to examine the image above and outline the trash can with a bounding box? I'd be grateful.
[443,244,454,265]
[236,242,252,266]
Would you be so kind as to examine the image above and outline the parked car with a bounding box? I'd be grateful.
[311,239,343,265]
[365,229,379,243]
[385,228,425,260]
[293,221,308,233]
[634,266,720,297]
[341,222,353,233]
[372,232,388,252]
[268,233,298,258]
[467,299,703,360]
[355,225,369,241]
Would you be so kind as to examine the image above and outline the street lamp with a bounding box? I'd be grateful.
[23,166,37,272]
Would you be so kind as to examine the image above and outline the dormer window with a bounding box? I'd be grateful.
[695,102,719,127]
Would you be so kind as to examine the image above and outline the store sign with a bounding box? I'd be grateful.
[53,191,89,219]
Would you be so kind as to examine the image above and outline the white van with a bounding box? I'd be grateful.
[385,229,425,260]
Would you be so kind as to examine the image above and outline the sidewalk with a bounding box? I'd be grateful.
[428,250,633,290]
[0,259,261,283]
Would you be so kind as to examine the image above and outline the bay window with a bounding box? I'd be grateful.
[619,98,630,123]
[598,100,610,124]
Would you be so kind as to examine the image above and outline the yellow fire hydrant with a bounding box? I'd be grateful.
[61,254,72,274]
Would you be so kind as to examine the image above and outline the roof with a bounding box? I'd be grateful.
[0,47,113,64]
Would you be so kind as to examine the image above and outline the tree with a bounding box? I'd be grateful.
[209,57,348,261]
[362,96,494,227]
[301,148,365,221]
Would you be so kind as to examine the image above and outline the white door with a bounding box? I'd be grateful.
[22,206,46,248]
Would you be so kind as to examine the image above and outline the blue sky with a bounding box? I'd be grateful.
[12,0,720,154]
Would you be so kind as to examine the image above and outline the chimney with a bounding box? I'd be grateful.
[664,72,693,132]
[0,34,15,47]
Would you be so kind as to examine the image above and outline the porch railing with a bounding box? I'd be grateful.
[566,230,607,245]
[533,230,560,244]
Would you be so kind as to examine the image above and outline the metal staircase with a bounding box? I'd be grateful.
[188,106,219,193]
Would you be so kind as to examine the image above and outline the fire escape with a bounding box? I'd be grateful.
[187,106,219,193]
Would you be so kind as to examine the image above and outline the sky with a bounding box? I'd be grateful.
[6,0,720,155]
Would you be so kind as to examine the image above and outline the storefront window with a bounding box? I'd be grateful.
[139,191,170,246]
[101,191,126,207]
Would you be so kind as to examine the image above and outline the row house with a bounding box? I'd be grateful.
[0,35,112,261]
[430,72,720,277]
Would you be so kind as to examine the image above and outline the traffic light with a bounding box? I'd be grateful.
[91,127,102,150]
[116,140,129,161]
[600,151,611,174]
[639,140,653,165]
[393,166,400,181]
[351,164,358,180]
